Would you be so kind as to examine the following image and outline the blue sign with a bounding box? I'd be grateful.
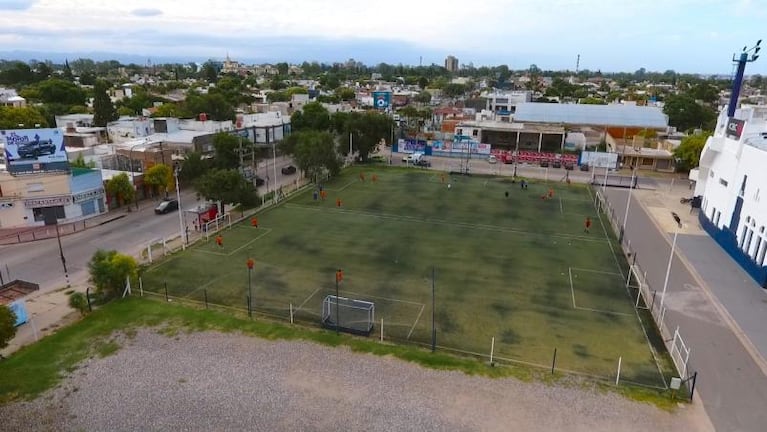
[372,91,391,109]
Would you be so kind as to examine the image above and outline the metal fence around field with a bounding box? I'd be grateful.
[594,187,696,397]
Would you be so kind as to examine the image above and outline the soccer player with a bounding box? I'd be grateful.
[215,235,223,248]
[359,172,365,182]
[336,198,342,208]
[251,216,258,228]
[548,188,554,199]
[584,217,592,233]
[505,191,509,198]
[372,174,378,183]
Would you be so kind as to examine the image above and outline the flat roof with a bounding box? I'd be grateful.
[514,103,669,128]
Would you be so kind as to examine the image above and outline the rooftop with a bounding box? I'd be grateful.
[513,103,669,128]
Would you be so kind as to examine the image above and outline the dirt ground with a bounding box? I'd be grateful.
[0,330,713,432]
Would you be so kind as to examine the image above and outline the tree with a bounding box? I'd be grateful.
[106,172,135,207]
[70,153,96,168]
[287,130,342,181]
[580,97,606,105]
[336,111,393,161]
[0,106,48,129]
[442,83,466,98]
[418,76,429,90]
[183,92,234,122]
[88,249,138,299]
[291,101,331,131]
[0,305,16,350]
[93,80,118,127]
[194,169,257,213]
[152,103,188,118]
[673,131,712,171]
[212,133,242,169]
[0,61,34,87]
[200,61,219,83]
[413,91,432,104]
[23,79,86,105]
[144,163,174,197]
[663,94,717,132]
[180,151,209,183]
[334,87,356,101]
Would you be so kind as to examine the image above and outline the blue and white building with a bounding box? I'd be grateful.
[695,104,767,288]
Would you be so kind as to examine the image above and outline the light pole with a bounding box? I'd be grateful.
[247,258,255,317]
[659,212,683,314]
[620,167,636,242]
[174,168,185,249]
[55,221,70,288]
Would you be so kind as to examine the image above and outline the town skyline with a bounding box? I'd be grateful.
[0,0,765,75]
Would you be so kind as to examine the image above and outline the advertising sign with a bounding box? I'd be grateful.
[579,151,619,168]
[372,91,391,109]
[402,139,426,153]
[1,128,68,174]
[726,117,745,140]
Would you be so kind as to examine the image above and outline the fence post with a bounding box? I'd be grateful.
[490,336,495,366]
[139,277,143,297]
[689,371,698,402]
[551,348,557,374]
[86,287,92,312]
[380,318,384,343]
[204,289,208,309]
[164,282,168,302]
[290,303,294,324]
[615,356,622,385]
[247,296,252,318]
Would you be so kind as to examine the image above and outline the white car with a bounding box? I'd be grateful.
[487,155,498,164]
[402,154,413,162]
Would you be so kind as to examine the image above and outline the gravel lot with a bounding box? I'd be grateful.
[0,330,711,432]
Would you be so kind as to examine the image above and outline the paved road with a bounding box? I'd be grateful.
[605,188,767,432]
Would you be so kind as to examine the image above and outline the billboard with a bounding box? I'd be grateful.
[1,128,69,174]
[579,151,619,169]
[372,91,391,109]
[432,140,491,155]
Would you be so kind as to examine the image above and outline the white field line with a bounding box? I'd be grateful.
[559,197,564,215]
[568,266,635,317]
[192,228,273,257]
[568,267,577,308]
[570,267,623,277]
[295,287,322,314]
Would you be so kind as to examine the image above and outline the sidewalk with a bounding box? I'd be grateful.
[0,208,130,245]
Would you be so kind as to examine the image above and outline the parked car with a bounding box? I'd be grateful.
[415,159,431,167]
[254,176,265,186]
[281,165,297,175]
[154,198,179,215]
[564,163,575,171]
[580,164,590,172]
[552,160,562,168]
[487,155,498,164]
[539,160,549,168]
[17,138,57,159]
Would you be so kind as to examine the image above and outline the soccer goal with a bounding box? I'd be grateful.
[204,213,232,240]
[321,295,375,336]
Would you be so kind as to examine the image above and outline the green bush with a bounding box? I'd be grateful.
[68,292,89,316]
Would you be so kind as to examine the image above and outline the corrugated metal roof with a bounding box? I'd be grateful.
[514,103,668,128]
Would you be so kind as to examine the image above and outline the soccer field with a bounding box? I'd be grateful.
[142,166,672,387]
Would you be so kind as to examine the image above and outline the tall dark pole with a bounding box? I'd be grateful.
[248,267,252,317]
[728,53,748,118]
[335,269,340,335]
[55,222,70,288]
[431,266,436,352]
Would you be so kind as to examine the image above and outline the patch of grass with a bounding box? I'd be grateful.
[0,298,679,409]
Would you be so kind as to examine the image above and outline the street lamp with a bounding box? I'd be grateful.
[659,212,683,314]
[247,258,255,317]
[728,40,762,118]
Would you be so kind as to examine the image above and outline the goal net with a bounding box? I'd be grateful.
[321,295,375,336]
[627,264,651,310]
[204,213,232,240]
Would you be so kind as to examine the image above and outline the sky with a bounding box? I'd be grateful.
[0,0,766,74]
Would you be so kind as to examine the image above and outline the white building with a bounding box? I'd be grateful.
[484,91,533,115]
[695,104,767,288]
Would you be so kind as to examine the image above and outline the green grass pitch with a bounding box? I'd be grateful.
[142,166,672,387]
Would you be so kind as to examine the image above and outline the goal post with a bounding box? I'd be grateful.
[204,213,232,240]
[627,263,651,310]
[321,295,375,336]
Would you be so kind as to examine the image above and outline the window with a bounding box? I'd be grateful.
[753,237,762,261]
[457,128,463,136]
[710,170,715,178]
[740,226,748,247]
[719,178,729,187]
[744,229,754,254]
[759,240,767,266]
[32,206,65,222]
[716,211,722,226]
[472,129,478,137]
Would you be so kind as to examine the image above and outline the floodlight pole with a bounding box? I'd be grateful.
[175,168,185,249]
[335,270,340,335]
[728,40,761,118]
